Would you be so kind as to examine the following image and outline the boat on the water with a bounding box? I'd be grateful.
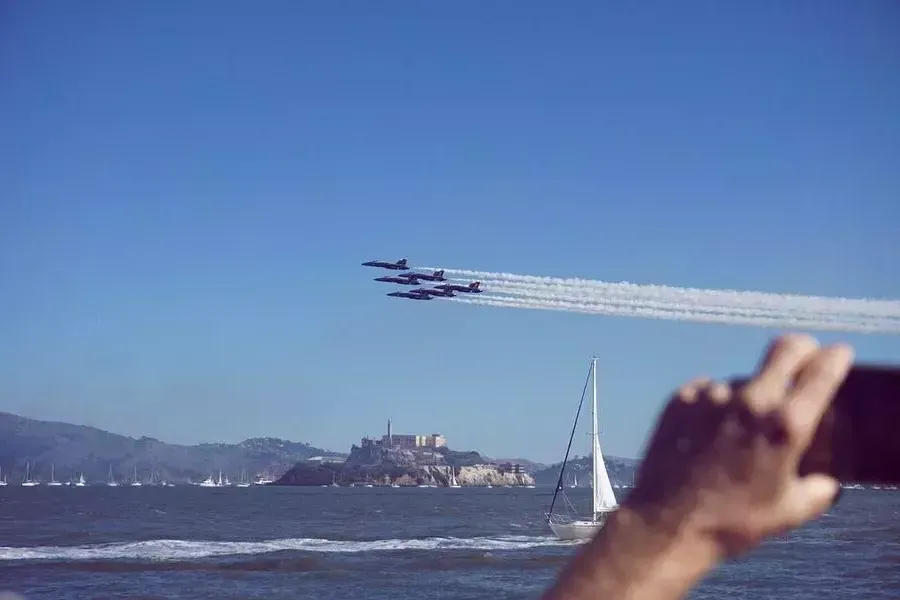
[21,462,39,487]
[236,469,251,488]
[448,467,461,488]
[546,357,618,541]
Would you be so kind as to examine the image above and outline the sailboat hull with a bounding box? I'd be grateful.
[549,519,604,541]
[547,511,613,541]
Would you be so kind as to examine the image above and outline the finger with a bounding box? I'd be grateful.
[676,377,713,404]
[785,344,854,448]
[743,334,820,411]
[779,474,840,529]
[706,381,731,405]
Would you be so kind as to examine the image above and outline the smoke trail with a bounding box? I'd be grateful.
[448,296,900,334]
[479,282,893,327]
[421,267,900,319]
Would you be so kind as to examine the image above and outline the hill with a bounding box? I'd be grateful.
[0,412,341,484]
[531,455,639,488]
[486,457,548,472]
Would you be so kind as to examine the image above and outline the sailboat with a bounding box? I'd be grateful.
[0,466,7,486]
[236,469,251,488]
[74,473,87,487]
[448,467,461,488]
[130,465,143,487]
[22,462,39,487]
[47,464,63,486]
[546,357,618,541]
[107,464,120,487]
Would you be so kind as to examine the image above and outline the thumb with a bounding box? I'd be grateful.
[781,474,840,528]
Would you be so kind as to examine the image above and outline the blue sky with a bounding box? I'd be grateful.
[2,1,898,463]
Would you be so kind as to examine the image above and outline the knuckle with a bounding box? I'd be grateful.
[708,382,731,404]
[739,380,771,408]
[676,377,712,404]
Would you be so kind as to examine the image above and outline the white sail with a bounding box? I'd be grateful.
[591,360,618,515]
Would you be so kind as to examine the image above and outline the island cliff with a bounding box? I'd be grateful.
[273,443,535,487]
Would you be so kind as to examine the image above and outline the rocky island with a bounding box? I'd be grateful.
[273,420,535,487]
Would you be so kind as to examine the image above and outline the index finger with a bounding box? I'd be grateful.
[784,344,854,450]
[743,334,820,412]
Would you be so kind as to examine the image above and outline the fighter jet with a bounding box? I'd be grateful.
[433,281,483,293]
[374,276,421,285]
[387,291,433,301]
[398,269,446,282]
[417,288,456,298]
[361,258,409,270]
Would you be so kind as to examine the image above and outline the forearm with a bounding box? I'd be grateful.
[541,507,719,600]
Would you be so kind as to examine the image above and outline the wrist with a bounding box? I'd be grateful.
[614,503,721,583]
[544,505,719,600]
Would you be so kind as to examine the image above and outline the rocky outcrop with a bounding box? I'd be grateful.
[274,443,536,487]
[457,464,535,487]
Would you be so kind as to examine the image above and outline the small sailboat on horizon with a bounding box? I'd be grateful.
[448,467,461,488]
[236,469,251,488]
[46,464,63,487]
[130,465,142,487]
[22,462,39,487]
[107,464,120,487]
[546,357,619,541]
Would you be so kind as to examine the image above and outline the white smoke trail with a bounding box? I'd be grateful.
[448,296,900,334]
[479,282,893,327]
[420,267,900,319]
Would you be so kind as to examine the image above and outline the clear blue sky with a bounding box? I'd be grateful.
[2,1,898,464]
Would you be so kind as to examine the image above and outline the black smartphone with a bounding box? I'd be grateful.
[798,364,900,485]
[732,364,900,485]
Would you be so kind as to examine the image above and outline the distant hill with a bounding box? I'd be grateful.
[531,455,639,488]
[487,457,548,472]
[0,412,342,484]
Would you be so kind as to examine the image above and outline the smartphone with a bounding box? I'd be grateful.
[798,364,900,485]
[733,365,900,485]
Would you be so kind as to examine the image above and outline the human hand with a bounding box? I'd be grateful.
[626,333,853,560]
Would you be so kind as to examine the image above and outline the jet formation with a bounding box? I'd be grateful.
[361,257,483,301]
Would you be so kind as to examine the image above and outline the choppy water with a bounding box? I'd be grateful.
[0,486,897,599]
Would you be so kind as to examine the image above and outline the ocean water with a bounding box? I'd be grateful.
[0,486,897,599]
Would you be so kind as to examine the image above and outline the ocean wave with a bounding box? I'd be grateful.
[0,535,578,562]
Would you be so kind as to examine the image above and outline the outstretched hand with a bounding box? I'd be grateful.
[627,333,853,559]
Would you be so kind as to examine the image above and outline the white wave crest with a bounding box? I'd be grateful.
[0,535,576,562]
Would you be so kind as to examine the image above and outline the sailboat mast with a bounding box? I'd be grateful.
[591,357,600,519]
